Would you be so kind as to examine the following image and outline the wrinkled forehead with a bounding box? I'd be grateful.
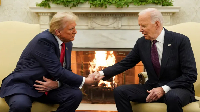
[138,14,151,24]
[62,21,76,28]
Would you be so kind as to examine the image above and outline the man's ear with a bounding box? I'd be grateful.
[155,21,160,29]
[55,29,61,36]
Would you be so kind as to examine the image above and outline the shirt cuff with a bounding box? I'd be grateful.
[79,77,85,89]
[162,85,171,93]
[99,71,104,76]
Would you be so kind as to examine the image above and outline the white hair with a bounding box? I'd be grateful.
[139,8,163,26]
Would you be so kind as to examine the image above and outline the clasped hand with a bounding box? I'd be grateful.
[146,87,165,103]
[33,76,58,92]
[85,71,104,85]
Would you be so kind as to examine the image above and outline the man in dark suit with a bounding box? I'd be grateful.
[96,8,197,112]
[0,12,103,112]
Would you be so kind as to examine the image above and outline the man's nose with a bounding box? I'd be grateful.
[139,26,143,32]
[73,29,77,34]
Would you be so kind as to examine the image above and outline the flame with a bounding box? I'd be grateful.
[89,51,117,88]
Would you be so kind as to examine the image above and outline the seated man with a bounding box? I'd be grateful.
[0,12,103,112]
[96,8,197,112]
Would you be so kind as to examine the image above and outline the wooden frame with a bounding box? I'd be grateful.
[0,0,1,5]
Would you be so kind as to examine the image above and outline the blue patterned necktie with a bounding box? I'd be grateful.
[151,40,160,76]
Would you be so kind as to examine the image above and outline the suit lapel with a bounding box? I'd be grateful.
[160,29,173,76]
[144,40,152,67]
[65,43,70,69]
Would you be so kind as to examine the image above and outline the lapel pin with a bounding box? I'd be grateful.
[66,47,68,50]
[168,44,171,46]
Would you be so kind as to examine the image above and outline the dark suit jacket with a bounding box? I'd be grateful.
[0,30,83,98]
[103,29,197,94]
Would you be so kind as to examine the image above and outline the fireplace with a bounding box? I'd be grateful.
[71,50,144,103]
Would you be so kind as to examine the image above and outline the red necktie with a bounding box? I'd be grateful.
[45,43,65,95]
[60,43,65,66]
[151,40,160,76]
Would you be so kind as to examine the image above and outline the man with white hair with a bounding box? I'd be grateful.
[96,8,197,112]
[0,12,103,112]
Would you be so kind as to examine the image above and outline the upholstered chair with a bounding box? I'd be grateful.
[0,21,59,112]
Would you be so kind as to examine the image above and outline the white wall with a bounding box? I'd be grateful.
[0,0,40,23]
[172,0,200,24]
[0,0,200,24]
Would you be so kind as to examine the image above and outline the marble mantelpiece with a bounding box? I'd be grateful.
[30,4,180,49]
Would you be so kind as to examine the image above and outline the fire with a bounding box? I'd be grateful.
[89,51,117,88]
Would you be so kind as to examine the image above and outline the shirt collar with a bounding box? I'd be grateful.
[54,35,63,46]
[155,28,165,44]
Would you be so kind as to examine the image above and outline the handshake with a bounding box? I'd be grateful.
[84,71,104,85]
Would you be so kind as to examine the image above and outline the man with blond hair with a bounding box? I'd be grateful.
[0,12,103,112]
[96,8,197,112]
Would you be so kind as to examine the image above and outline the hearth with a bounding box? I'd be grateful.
[71,50,144,104]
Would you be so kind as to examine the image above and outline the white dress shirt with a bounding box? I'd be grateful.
[99,28,171,93]
[54,35,85,89]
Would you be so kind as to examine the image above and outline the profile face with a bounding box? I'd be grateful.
[138,13,158,41]
[57,21,77,43]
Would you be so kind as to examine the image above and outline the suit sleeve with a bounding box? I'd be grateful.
[167,36,197,89]
[31,38,83,88]
[103,39,141,80]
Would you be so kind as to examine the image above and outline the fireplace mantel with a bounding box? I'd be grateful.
[30,4,180,31]
[29,4,180,49]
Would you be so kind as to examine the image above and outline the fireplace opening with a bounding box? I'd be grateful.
[71,50,144,104]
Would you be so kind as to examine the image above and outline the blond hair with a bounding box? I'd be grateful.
[139,8,163,26]
[49,12,78,34]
